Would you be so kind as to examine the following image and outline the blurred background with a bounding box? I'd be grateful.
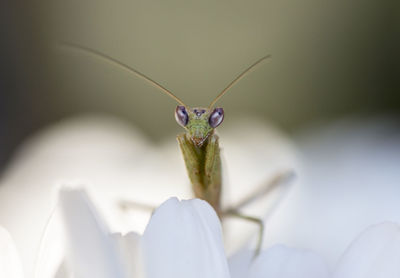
[0,0,399,173]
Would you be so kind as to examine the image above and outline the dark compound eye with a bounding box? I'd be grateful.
[209,108,224,128]
[175,106,189,127]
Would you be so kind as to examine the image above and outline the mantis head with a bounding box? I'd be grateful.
[175,106,224,147]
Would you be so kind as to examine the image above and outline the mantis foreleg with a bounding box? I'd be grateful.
[203,134,222,216]
[223,209,264,258]
[177,133,222,217]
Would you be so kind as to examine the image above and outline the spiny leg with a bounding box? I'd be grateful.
[203,133,222,217]
[177,133,204,198]
[224,170,295,213]
[223,209,264,258]
[177,132,223,217]
[222,171,295,257]
[119,199,156,213]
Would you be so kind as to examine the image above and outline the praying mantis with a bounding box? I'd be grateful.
[60,42,293,255]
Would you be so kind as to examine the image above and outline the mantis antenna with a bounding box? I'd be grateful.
[208,55,271,109]
[57,42,187,106]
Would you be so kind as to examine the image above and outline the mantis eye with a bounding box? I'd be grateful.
[175,106,189,127]
[209,108,224,128]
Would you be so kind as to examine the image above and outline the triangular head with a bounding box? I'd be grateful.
[175,106,224,147]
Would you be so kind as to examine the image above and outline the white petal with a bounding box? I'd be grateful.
[229,245,329,278]
[142,197,230,278]
[33,209,65,278]
[112,232,144,278]
[0,116,154,274]
[0,226,24,278]
[334,222,400,278]
[59,187,126,278]
[228,248,253,278]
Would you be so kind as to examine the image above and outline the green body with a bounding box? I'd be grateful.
[176,107,223,217]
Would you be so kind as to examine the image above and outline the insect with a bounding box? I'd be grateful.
[60,42,292,255]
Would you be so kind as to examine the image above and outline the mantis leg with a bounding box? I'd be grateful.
[223,209,264,258]
[224,170,294,212]
[119,200,156,212]
[177,133,204,196]
[222,171,294,257]
[203,134,222,217]
[177,133,222,217]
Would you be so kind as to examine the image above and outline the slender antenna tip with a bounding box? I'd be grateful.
[209,54,271,109]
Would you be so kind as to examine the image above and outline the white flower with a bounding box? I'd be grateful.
[59,188,127,278]
[333,222,400,278]
[0,115,400,277]
[48,188,400,277]
[59,188,232,278]
[0,227,23,278]
[36,188,314,277]
[229,245,329,278]
[2,187,400,277]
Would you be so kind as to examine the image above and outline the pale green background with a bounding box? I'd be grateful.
[0,0,398,169]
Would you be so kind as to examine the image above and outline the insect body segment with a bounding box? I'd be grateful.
[176,106,224,147]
